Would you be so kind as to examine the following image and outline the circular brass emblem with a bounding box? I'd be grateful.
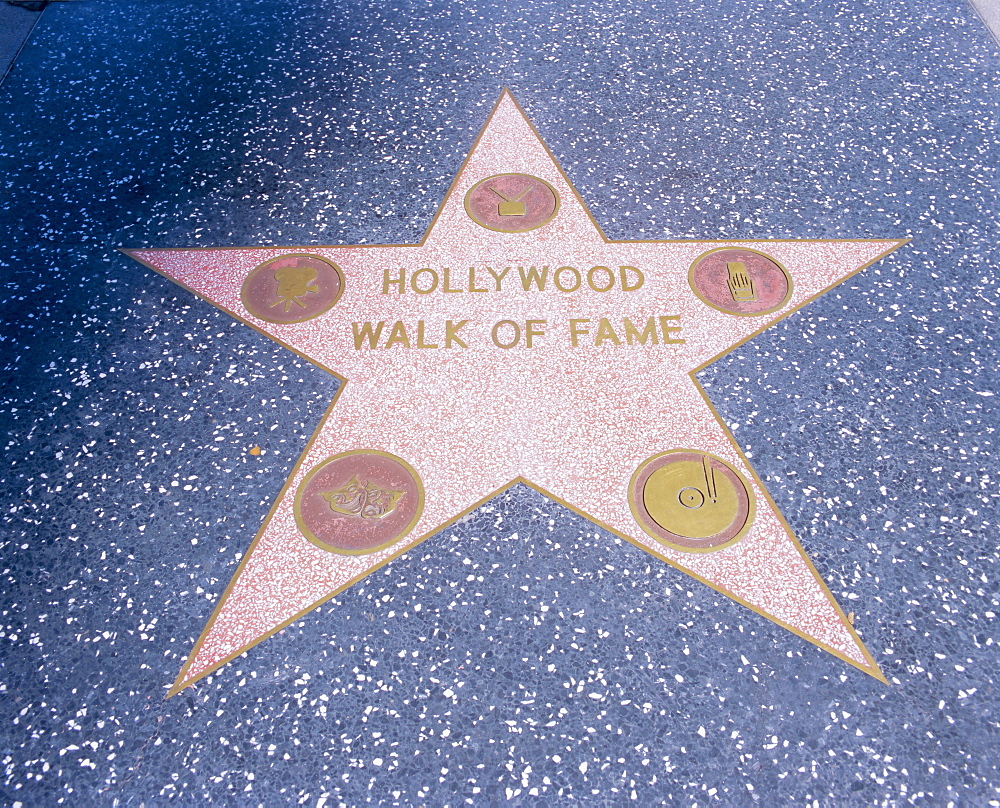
[241,253,344,324]
[629,450,755,553]
[464,173,560,233]
[688,247,792,316]
[294,450,423,555]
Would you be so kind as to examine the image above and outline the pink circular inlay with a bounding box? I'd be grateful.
[294,451,423,555]
[241,253,343,324]
[463,173,560,233]
[688,248,792,316]
[629,450,754,552]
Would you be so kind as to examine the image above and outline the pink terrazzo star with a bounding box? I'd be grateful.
[126,91,904,694]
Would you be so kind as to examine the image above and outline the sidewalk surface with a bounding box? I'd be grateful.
[0,2,42,84]
[1,1,998,804]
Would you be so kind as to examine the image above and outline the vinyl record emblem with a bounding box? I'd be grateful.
[241,253,344,324]
[294,450,423,555]
[629,450,755,552]
[464,173,560,232]
[688,247,792,316]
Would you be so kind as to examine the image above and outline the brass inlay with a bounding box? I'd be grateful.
[240,253,344,325]
[688,247,792,317]
[644,455,740,539]
[293,449,424,557]
[490,186,528,216]
[630,450,755,553]
[322,475,403,519]
[272,264,320,311]
[463,173,560,233]
[726,261,757,303]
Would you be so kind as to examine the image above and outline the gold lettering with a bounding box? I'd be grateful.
[382,269,405,294]
[442,268,462,293]
[587,266,615,292]
[416,321,438,349]
[659,315,685,344]
[352,321,384,349]
[445,320,469,348]
[411,268,439,294]
[518,265,549,291]
[385,321,411,348]
[387,264,643,295]
[569,319,591,347]
[525,319,547,348]
[595,318,622,346]
[624,317,659,345]
[554,266,581,292]
[469,267,488,293]
[491,320,520,349]
[620,266,644,291]
[486,266,510,291]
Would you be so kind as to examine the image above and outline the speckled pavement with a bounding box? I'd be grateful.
[0,2,43,85]
[2,1,999,804]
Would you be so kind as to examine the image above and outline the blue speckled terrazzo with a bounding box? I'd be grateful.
[1,0,999,804]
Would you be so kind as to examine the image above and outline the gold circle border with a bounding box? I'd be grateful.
[628,449,757,554]
[687,246,793,317]
[240,253,345,324]
[294,449,425,556]
[462,173,561,233]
